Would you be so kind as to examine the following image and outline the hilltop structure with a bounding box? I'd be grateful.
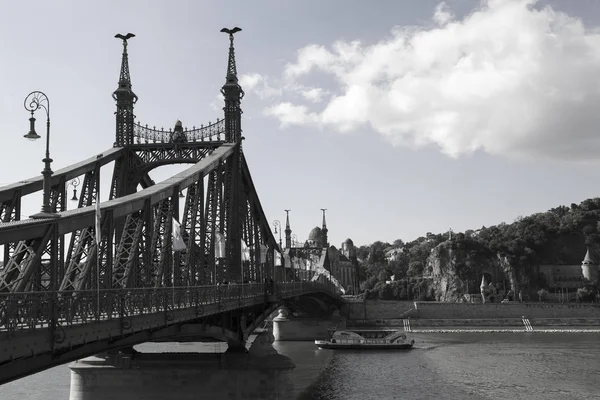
[282,212,359,294]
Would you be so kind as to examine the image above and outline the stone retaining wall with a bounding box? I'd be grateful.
[345,300,414,320]
[415,302,600,319]
[348,317,600,328]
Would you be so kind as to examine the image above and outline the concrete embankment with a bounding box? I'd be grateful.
[344,300,600,333]
[348,319,600,333]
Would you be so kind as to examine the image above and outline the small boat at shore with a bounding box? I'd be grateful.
[315,330,414,350]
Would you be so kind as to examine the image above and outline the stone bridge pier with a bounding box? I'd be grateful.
[68,332,294,400]
[272,306,346,341]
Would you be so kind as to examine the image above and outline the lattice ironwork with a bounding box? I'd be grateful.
[1,190,22,267]
[0,227,53,292]
[131,147,215,170]
[149,198,173,287]
[133,119,225,144]
[204,164,224,283]
[60,170,100,292]
[34,226,58,292]
[180,179,206,286]
[110,158,124,200]
[113,210,145,288]
[59,228,95,291]
[222,144,243,282]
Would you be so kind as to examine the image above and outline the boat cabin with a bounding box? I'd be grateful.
[329,330,408,345]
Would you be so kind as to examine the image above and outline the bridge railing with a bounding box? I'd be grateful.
[0,281,340,333]
[133,119,225,143]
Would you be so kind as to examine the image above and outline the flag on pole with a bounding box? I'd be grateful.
[274,250,282,266]
[259,244,268,263]
[215,232,226,258]
[241,240,250,262]
[95,191,101,246]
[172,218,186,251]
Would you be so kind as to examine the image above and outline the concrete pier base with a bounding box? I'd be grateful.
[69,332,294,400]
[272,309,346,341]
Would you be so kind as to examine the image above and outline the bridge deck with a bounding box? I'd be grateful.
[0,282,340,385]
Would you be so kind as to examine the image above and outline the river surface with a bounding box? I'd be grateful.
[1,332,599,399]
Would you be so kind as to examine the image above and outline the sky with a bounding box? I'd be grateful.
[2,0,600,248]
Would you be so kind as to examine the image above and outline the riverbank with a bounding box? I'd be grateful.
[410,328,600,333]
[347,317,600,333]
[345,300,600,320]
[344,300,600,333]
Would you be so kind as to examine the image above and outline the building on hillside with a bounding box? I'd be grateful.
[385,247,402,262]
[539,247,599,289]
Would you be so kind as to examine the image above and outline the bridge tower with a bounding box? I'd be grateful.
[285,209,291,249]
[220,27,244,282]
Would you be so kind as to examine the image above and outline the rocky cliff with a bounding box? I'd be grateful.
[425,241,519,302]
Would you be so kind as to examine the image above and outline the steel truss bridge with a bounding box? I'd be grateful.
[0,31,342,384]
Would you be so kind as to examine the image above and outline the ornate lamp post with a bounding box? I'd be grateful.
[67,177,80,202]
[24,91,58,219]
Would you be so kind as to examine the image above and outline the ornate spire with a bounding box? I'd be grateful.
[285,209,292,249]
[220,27,244,143]
[583,247,596,265]
[321,208,328,247]
[113,33,138,147]
[221,27,241,82]
[114,33,136,92]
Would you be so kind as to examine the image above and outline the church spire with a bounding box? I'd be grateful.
[321,208,328,247]
[583,246,596,265]
[113,33,138,147]
[220,27,244,143]
[285,209,292,249]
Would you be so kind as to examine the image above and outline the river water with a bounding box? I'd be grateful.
[1,332,599,399]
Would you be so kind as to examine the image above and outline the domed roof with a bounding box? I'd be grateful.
[343,238,354,245]
[308,226,322,241]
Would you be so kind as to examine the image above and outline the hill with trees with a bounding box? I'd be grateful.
[358,198,600,301]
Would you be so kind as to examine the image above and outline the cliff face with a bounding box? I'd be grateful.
[425,241,518,302]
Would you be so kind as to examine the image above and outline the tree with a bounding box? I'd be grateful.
[576,287,594,303]
[368,241,390,263]
[392,238,404,248]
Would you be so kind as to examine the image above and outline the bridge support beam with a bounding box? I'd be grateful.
[68,333,294,400]
[272,308,346,341]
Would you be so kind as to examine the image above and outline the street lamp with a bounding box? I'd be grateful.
[68,177,80,202]
[24,91,58,219]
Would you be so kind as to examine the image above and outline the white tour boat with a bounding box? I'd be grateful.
[315,329,414,350]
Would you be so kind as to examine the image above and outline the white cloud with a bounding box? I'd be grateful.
[433,1,454,26]
[239,73,264,92]
[264,102,319,127]
[262,0,600,160]
[239,73,282,99]
[299,87,327,103]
